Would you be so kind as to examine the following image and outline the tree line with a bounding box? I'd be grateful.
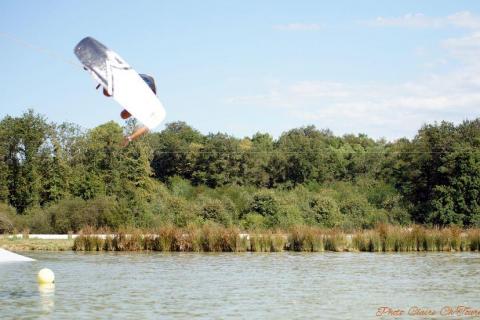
[1,109,479,233]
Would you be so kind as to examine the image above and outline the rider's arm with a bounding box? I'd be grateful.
[123,126,149,146]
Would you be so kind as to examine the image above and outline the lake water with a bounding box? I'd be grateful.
[1,252,480,319]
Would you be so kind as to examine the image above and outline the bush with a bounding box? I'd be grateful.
[197,197,232,226]
[47,196,122,233]
[163,196,199,227]
[214,185,255,215]
[0,203,16,233]
[249,191,279,217]
[241,213,267,230]
[168,176,195,199]
[276,204,304,229]
[386,207,411,225]
[20,207,53,234]
[308,195,341,227]
[338,194,378,229]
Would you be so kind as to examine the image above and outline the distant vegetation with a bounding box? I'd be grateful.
[1,109,480,233]
[71,225,480,253]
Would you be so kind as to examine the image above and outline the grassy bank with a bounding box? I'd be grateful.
[0,238,73,251]
[72,225,480,253]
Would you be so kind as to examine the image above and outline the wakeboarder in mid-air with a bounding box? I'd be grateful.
[74,37,166,146]
[100,73,157,146]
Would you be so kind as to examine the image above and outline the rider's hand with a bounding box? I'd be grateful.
[122,136,132,147]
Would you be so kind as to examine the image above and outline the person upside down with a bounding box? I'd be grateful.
[100,73,156,146]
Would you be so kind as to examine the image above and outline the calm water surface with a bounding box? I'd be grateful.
[1,252,480,319]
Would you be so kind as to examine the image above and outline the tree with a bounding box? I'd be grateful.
[82,121,124,196]
[0,110,50,212]
[393,120,480,226]
[271,126,335,185]
[240,133,273,187]
[192,133,243,187]
[308,195,341,227]
[149,122,204,181]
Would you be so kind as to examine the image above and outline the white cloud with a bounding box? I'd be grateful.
[367,11,480,29]
[367,13,443,28]
[226,66,480,140]
[447,11,480,29]
[225,11,480,140]
[443,32,480,65]
[423,58,448,69]
[273,23,321,31]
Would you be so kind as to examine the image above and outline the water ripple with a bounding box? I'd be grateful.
[1,252,480,319]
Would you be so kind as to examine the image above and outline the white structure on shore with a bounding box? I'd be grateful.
[0,248,35,262]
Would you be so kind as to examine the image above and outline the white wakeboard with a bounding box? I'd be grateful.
[0,248,35,262]
[74,37,166,130]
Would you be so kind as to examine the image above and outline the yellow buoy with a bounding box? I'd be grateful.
[37,268,55,284]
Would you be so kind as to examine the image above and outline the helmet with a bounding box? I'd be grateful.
[139,74,157,94]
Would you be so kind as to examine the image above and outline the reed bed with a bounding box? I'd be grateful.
[74,225,250,252]
[467,229,480,251]
[72,225,480,252]
[250,231,286,252]
[352,225,469,252]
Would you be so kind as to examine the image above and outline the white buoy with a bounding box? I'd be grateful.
[37,268,55,284]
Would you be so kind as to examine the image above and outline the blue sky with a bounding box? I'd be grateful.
[2,0,480,140]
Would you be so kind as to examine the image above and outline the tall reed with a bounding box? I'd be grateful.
[468,229,480,251]
[249,231,286,252]
[288,226,324,252]
[72,225,480,253]
[351,225,467,252]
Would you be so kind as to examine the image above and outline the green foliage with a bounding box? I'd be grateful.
[392,120,480,226]
[161,195,199,227]
[249,191,278,217]
[241,213,267,230]
[247,191,280,227]
[0,203,16,233]
[23,196,123,233]
[0,110,50,212]
[192,133,244,187]
[276,204,304,229]
[5,109,480,231]
[308,195,341,227]
[149,121,204,182]
[168,175,195,199]
[18,207,53,234]
[197,197,232,226]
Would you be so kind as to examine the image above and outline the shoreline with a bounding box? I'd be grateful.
[2,226,480,253]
